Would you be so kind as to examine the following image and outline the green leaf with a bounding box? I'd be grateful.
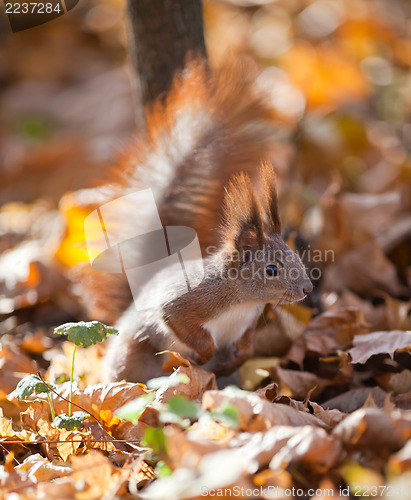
[146,372,190,390]
[142,427,166,455]
[116,393,155,424]
[212,403,239,429]
[54,321,118,347]
[53,411,89,430]
[155,460,172,478]
[166,395,202,420]
[15,375,54,400]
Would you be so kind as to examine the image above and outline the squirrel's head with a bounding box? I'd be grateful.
[220,162,313,305]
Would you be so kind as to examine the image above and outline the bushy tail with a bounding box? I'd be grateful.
[79,58,277,322]
[115,58,276,252]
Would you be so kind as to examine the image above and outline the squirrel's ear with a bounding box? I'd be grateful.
[257,161,281,234]
[221,172,264,252]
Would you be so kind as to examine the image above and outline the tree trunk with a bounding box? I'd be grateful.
[126,0,207,119]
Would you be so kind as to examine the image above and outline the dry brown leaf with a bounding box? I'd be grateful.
[329,289,387,329]
[0,463,37,497]
[286,307,368,366]
[16,382,150,452]
[202,387,326,432]
[348,330,411,364]
[20,381,149,418]
[272,366,330,400]
[141,447,252,500]
[333,407,411,452]
[255,382,278,402]
[254,468,292,495]
[269,425,342,471]
[68,451,127,498]
[15,453,71,482]
[83,419,128,454]
[393,392,411,410]
[311,190,406,258]
[263,393,345,428]
[253,306,305,357]
[19,403,89,461]
[339,192,403,246]
[20,329,50,356]
[164,426,222,470]
[230,425,300,473]
[20,400,54,434]
[158,351,217,403]
[389,439,411,472]
[307,401,346,428]
[35,478,77,500]
[311,479,345,499]
[388,370,411,394]
[54,430,84,461]
[0,409,38,443]
[0,343,39,397]
[239,357,279,391]
[189,417,233,444]
[113,418,148,445]
[322,242,406,297]
[323,387,389,413]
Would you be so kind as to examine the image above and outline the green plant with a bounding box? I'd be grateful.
[15,374,56,421]
[15,320,118,431]
[54,320,118,416]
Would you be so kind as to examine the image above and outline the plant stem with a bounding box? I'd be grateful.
[69,344,76,417]
[37,371,100,424]
[47,393,56,421]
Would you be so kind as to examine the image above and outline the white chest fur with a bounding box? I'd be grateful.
[202,303,264,347]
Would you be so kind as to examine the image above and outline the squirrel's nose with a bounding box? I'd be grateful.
[303,280,313,295]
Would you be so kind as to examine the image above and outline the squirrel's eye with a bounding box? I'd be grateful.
[265,264,279,277]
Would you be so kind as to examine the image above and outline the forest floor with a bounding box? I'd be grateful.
[0,0,410,498]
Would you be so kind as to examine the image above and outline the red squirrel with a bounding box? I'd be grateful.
[92,59,312,383]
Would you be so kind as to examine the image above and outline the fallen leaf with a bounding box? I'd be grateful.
[202,387,326,431]
[15,453,71,481]
[323,387,389,413]
[322,243,406,297]
[388,370,411,394]
[164,426,222,470]
[0,343,39,397]
[68,451,128,499]
[333,407,411,452]
[389,439,411,472]
[286,307,368,366]
[158,351,217,402]
[269,425,342,471]
[348,330,411,364]
[272,366,329,400]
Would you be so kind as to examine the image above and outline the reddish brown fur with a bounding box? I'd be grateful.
[115,58,274,249]
[257,161,282,234]
[79,58,277,323]
[220,162,281,258]
[221,171,264,251]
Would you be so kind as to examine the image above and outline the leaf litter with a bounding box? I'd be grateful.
[0,0,411,498]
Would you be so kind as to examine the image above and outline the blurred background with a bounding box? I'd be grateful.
[0,0,410,392]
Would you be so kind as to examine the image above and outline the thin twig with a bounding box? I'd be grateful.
[36,371,100,424]
[0,439,142,444]
[0,443,21,464]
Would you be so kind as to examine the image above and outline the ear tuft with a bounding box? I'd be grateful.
[221,172,264,252]
[257,161,281,234]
